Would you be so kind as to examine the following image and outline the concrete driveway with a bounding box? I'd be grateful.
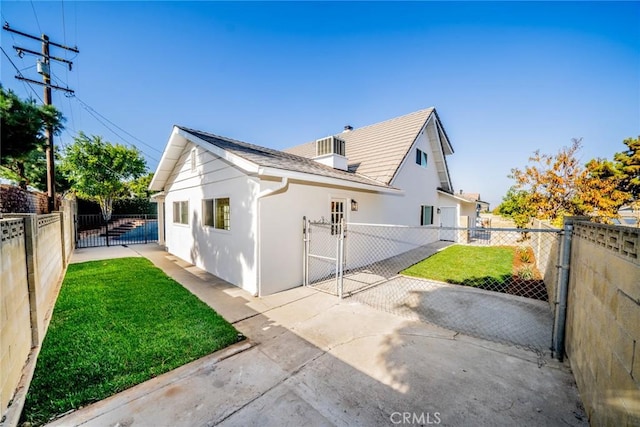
[48,244,586,426]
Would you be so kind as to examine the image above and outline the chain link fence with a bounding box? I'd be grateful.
[304,219,563,356]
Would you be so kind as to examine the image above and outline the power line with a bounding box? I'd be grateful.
[1,46,45,103]
[74,96,163,154]
[29,0,43,35]
[61,0,67,47]
[72,96,160,163]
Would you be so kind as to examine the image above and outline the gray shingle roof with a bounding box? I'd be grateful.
[179,127,393,189]
[284,108,435,184]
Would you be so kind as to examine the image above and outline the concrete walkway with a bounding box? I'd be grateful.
[48,244,587,426]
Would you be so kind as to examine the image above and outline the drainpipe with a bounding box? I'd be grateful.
[552,216,583,361]
[255,177,289,297]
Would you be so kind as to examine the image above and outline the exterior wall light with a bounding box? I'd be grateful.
[351,199,358,211]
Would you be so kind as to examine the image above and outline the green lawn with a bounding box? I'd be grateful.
[22,257,239,426]
[402,245,514,290]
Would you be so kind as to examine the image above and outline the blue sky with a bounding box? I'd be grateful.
[2,1,639,208]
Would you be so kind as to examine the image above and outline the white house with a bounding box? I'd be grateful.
[149,108,475,296]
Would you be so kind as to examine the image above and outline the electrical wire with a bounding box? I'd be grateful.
[72,96,160,164]
[74,96,163,154]
[1,46,45,104]
[29,0,43,35]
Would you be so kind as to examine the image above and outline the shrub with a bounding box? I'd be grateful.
[517,265,535,280]
[517,246,532,263]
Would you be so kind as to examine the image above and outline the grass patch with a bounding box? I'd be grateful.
[22,257,239,426]
[402,245,514,290]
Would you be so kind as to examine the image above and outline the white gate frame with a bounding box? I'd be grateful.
[303,217,345,298]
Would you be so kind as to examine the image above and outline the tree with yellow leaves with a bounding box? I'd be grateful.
[506,138,631,225]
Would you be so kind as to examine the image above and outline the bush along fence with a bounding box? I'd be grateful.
[0,185,50,215]
[0,199,75,425]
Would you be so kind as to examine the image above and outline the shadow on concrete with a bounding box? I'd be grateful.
[47,244,587,427]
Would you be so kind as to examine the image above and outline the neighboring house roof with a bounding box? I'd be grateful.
[284,108,454,190]
[437,189,477,205]
[460,193,481,202]
[149,126,398,193]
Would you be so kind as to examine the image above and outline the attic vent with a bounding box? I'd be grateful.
[316,136,346,157]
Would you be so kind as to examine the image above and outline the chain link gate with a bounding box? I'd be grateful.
[303,218,565,357]
[302,216,345,298]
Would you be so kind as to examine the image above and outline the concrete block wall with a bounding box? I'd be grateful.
[0,219,32,417]
[531,219,561,311]
[565,222,640,425]
[0,204,75,421]
[33,215,64,346]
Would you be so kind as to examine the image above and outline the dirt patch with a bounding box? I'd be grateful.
[508,247,548,301]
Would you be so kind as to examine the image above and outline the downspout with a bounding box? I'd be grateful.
[255,177,289,297]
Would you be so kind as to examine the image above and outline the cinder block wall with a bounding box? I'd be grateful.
[565,222,640,425]
[531,219,560,310]
[0,204,75,421]
[33,215,65,346]
[0,219,32,416]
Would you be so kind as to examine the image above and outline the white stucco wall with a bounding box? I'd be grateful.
[163,144,259,294]
[390,125,448,226]
[258,178,386,295]
[159,117,464,297]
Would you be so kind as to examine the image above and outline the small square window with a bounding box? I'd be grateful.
[416,148,428,168]
[203,199,214,226]
[420,205,433,226]
[215,198,230,230]
[173,201,189,225]
[203,198,230,230]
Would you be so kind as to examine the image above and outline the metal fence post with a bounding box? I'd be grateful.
[552,216,581,361]
[302,216,307,287]
[144,214,148,244]
[105,217,110,247]
[337,219,345,299]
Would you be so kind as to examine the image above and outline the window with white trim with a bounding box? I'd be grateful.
[420,205,433,226]
[416,148,428,168]
[173,201,189,225]
[203,198,230,230]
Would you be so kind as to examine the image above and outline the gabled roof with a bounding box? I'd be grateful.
[284,108,454,187]
[149,108,455,194]
[149,126,398,192]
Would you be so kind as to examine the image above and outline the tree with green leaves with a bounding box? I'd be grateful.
[576,158,629,218]
[497,186,536,228]
[614,136,640,200]
[0,86,64,188]
[60,132,147,220]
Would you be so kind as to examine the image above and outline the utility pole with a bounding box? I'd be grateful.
[3,23,78,212]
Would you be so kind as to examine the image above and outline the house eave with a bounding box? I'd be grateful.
[149,126,262,191]
[437,189,476,204]
[258,166,403,194]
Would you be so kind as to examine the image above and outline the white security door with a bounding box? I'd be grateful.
[439,206,457,241]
